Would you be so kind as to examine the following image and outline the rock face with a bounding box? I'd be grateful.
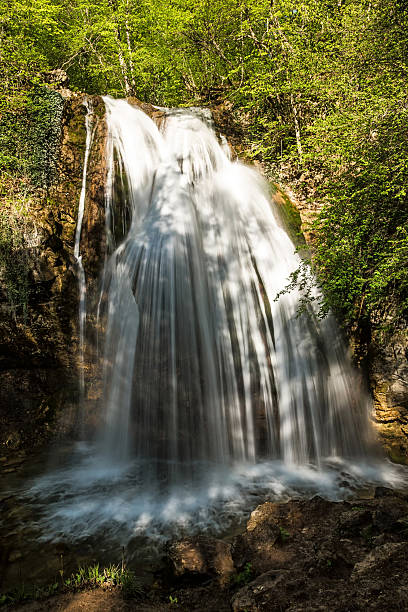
[229,494,408,611]
[368,326,408,464]
[0,90,108,452]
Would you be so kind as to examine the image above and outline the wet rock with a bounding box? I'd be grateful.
[231,586,258,612]
[336,538,364,566]
[246,502,284,533]
[4,492,408,610]
[371,533,389,547]
[55,542,71,556]
[4,457,25,466]
[369,325,408,463]
[231,569,287,612]
[168,535,234,585]
[372,508,396,531]
[370,496,408,535]
[374,486,395,498]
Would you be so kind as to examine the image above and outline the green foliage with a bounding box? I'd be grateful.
[311,122,408,326]
[27,87,64,187]
[232,562,253,586]
[120,568,143,600]
[278,526,290,543]
[0,207,30,316]
[0,562,143,607]
[69,562,141,594]
[0,0,407,331]
[0,86,64,187]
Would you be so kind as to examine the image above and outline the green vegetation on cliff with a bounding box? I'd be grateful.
[1,0,407,331]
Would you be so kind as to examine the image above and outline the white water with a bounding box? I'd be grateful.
[99,98,375,471]
[23,444,405,549]
[74,100,95,400]
[16,97,407,550]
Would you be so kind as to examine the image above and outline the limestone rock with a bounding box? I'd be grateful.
[232,503,286,574]
[168,535,234,585]
[368,325,408,462]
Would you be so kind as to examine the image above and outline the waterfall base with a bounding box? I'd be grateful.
[1,446,407,599]
[15,444,407,548]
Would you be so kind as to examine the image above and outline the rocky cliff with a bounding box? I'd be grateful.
[0,89,107,452]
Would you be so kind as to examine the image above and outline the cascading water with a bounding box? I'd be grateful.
[99,97,373,475]
[74,100,95,401]
[16,97,405,551]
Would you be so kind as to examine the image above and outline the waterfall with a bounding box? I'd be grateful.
[21,97,404,548]
[74,100,95,402]
[98,97,374,476]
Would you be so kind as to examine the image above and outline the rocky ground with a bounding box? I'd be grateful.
[4,486,408,611]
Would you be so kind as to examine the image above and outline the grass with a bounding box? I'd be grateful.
[0,562,143,607]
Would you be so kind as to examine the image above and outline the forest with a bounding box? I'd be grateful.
[1,0,407,335]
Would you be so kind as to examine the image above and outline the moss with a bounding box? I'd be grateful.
[270,183,306,249]
[387,447,408,466]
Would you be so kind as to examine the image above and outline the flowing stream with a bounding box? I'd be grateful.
[2,98,405,587]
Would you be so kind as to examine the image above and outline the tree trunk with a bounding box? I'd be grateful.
[290,94,303,162]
